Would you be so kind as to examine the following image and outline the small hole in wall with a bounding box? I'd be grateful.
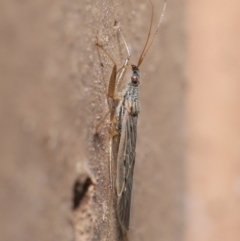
[72,175,93,210]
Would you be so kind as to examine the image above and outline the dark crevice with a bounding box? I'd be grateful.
[72,176,93,210]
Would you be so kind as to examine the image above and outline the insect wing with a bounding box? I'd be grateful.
[116,110,138,230]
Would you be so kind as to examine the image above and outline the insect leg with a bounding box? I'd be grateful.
[94,42,118,134]
[94,39,130,133]
[115,29,131,92]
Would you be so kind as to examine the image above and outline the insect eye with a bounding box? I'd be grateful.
[131,75,139,84]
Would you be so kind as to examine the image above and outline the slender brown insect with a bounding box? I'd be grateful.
[96,0,166,239]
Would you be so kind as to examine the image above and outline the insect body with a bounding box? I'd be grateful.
[116,65,140,230]
[96,0,167,237]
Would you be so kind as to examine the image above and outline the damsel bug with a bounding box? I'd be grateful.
[96,0,166,239]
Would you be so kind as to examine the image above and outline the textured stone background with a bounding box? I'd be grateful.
[1,0,239,241]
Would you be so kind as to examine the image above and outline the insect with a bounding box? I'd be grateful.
[96,0,167,238]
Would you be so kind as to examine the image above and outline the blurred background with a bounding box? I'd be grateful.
[0,1,239,241]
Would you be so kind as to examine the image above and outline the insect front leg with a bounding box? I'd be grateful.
[94,42,118,134]
[95,39,130,134]
[115,29,131,92]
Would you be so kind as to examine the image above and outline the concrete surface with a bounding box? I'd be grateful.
[0,0,185,241]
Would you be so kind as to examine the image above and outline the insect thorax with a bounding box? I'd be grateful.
[123,83,140,115]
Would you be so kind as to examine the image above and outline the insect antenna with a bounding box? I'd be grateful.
[137,0,167,67]
[137,0,154,67]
